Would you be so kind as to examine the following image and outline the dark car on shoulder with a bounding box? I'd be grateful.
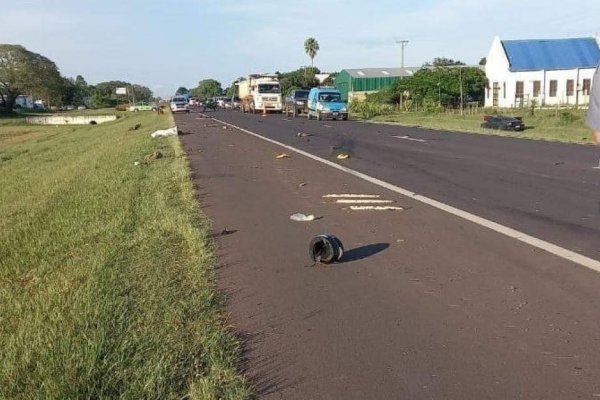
[481,115,525,131]
[284,89,310,117]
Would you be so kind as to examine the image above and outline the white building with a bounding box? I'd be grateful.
[484,36,600,108]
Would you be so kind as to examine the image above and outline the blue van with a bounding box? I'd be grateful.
[307,87,348,121]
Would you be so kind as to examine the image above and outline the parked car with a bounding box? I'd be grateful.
[307,87,348,121]
[284,89,310,117]
[231,96,240,110]
[481,115,525,131]
[170,96,189,113]
[129,102,157,112]
[77,105,87,110]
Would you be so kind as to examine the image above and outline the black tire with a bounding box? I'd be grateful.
[342,116,348,121]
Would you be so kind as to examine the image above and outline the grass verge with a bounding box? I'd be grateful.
[0,111,250,398]
[366,108,593,144]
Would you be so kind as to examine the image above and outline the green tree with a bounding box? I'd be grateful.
[175,86,188,96]
[191,79,222,99]
[0,44,63,110]
[304,38,319,68]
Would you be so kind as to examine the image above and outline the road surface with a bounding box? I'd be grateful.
[177,111,600,399]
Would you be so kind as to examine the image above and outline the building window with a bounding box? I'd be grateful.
[515,81,524,98]
[533,81,541,97]
[549,80,557,97]
[566,80,574,96]
[503,82,506,99]
[583,79,591,95]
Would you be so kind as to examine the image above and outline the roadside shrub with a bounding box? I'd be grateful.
[558,110,579,125]
[350,100,393,119]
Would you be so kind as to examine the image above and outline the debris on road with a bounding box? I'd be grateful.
[204,123,220,127]
[298,182,307,187]
[220,228,237,236]
[276,153,290,159]
[337,153,350,160]
[150,126,178,138]
[297,132,313,137]
[308,234,344,265]
[290,213,316,222]
[133,161,141,166]
[144,151,163,161]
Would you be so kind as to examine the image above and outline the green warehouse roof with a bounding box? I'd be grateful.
[344,67,420,78]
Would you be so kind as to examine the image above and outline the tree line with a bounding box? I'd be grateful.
[0,44,153,111]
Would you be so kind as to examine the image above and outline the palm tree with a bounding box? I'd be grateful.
[304,37,320,68]
[304,38,320,86]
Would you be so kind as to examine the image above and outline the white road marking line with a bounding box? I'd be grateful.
[335,199,394,204]
[393,135,427,143]
[347,206,404,211]
[209,116,600,274]
[323,194,381,198]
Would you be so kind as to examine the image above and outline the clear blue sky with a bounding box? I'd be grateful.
[2,0,599,97]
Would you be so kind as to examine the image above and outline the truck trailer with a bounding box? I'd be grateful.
[238,74,282,113]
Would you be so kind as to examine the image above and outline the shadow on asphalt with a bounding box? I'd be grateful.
[340,243,390,263]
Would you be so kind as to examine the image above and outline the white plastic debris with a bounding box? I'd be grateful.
[133,161,141,166]
[150,126,178,138]
[290,213,316,222]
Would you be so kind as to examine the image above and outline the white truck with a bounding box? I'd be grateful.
[238,74,282,113]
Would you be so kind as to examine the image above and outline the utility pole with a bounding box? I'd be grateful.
[396,40,409,110]
[395,40,409,75]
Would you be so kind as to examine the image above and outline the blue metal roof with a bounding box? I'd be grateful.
[502,38,600,71]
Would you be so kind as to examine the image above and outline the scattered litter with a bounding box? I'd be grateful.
[276,153,290,159]
[323,194,381,198]
[337,153,350,160]
[150,126,178,138]
[290,213,316,222]
[133,161,141,166]
[347,206,403,211]
[554,161,564,166]
[204,123,220,127]
[297,132,313,137]
[336,199,394,204]
[322,124,333,128]
[307,234,344,265]
[222,126,228,130]
[298,182,307,187]
[128,123,142,131]
[145,151,163,161]
[220,228,237,236]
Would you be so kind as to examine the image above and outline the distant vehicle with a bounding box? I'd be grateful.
[231,96,240,109]
[239,74,283,113]
[129,102,157,112]
[307,87,348,121]
[66,105,75,111]
[77,105,87,110]
[284,89,310,117]
[481,115,525,131]
[170,96,189,113]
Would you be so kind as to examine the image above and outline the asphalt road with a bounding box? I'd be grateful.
[200,110,600,262]
[176,111,600,399]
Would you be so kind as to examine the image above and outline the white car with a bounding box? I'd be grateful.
[170,96,189,113]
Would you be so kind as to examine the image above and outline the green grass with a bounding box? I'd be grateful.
[0,112,250,398]
[366,108,593,144]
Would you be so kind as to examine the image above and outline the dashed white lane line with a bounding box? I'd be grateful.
[347,206,404,211]
[393,135,427,143]
[323,194,381,198]
[335,199,394,204]
[209,116,600,274]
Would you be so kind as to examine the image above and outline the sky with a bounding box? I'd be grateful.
[2,0,599,98]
